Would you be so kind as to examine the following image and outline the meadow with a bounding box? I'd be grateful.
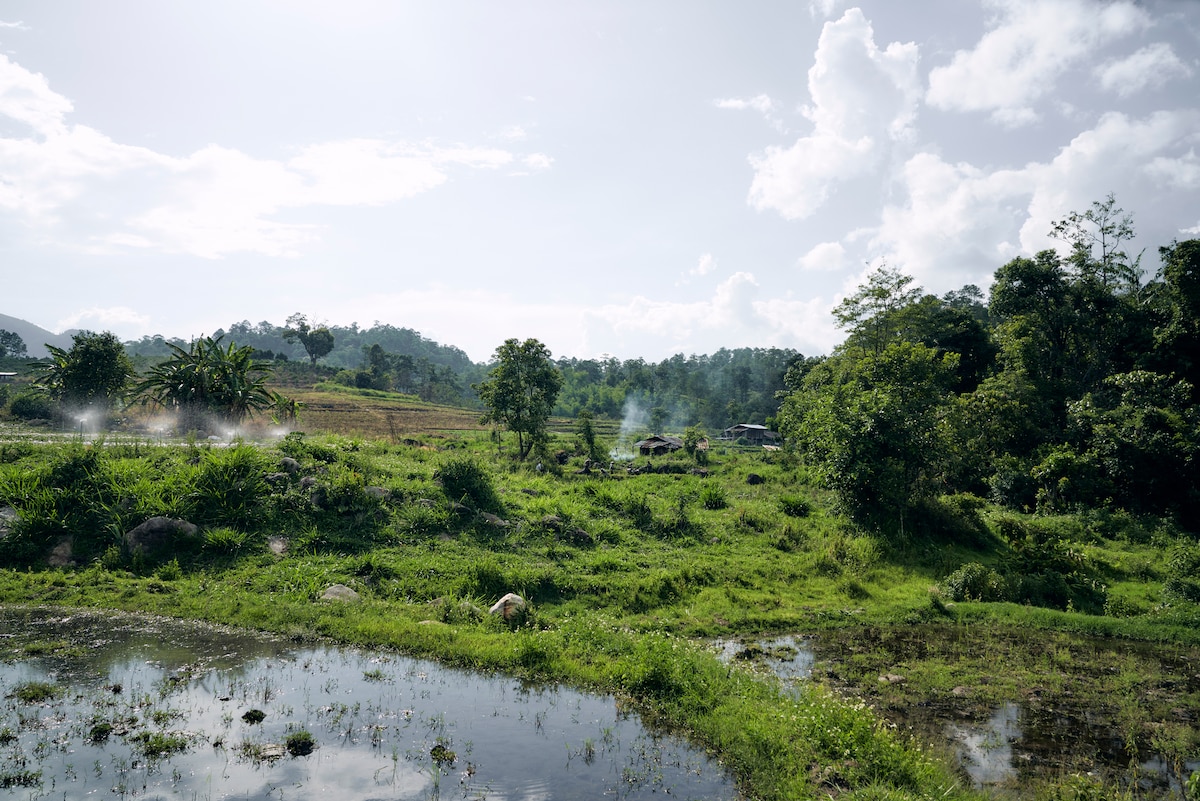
[0,391,1197,800]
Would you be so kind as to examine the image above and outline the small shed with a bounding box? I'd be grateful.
[633,435,684,456]
[721,423,780,445]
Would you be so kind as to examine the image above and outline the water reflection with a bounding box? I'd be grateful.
[1,607,734,801]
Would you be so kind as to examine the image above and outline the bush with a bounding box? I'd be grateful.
[435,457,501,513]
[285,730,316,756]
[941,562,1006,602]
[699,483,727,510]
[779,494,811,518]
[8,392,53,421]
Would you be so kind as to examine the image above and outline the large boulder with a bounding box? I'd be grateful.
[126,517,198,557]
[488,592,527,621]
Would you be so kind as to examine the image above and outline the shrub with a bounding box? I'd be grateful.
[435,457,501,513]
[286,730,316,756]
[8,392,53,421]
[699,483,728,510]
[779,494,811,518]
[941,562,1006,602]
[204,527,250,553]
[189,445,269,529]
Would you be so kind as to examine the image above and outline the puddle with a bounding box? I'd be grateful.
[1,607,736,800]
[711,627,1200,796]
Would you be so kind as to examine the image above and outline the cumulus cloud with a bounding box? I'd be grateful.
[798,241,848,272]
[808,0,847,18]
[1095,43,1193,97]
[57,306,152,333]
[714,94,776,115]
[0,51,528,258]
[867,110,1200,293]
[677,253,717,284]
[521,153,554,171]
[927,0,1150,126]
[748,9,919,220]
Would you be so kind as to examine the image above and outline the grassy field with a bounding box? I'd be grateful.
[1,388,1197,800]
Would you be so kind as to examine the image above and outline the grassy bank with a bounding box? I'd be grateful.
[1,427,1197,798]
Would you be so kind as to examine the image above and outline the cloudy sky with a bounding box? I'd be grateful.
[2,1,1198,362]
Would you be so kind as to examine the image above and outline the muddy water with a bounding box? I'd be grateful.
[713,627,1200,796]
[0,607,735,800]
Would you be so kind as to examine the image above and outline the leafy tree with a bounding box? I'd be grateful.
[282,314,335,366]
[35,331,133,411]
[833,263,922,355]
[0,330,27,358]
[476,338,563,460]
[1050,192,1141,291]
[779,341,958,532]
[575,409,605,462]
[134,336,278,428]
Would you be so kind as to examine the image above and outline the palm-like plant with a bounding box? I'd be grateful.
[134,336,278,428]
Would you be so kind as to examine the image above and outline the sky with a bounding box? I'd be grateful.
[1,1,1198,363]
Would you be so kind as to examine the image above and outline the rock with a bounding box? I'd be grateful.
[0,506,17,539]
[264,472,290,487]
[951,686,970,697]
[126,517,199,556]
[299,476,319,490]
[365,486,390,500]
[540,514,564,531]
[559,527,595,547]
[488,592,527,621]
[268,537,288,556]
[746,473,765,485]
[280,457,301,474]
[478,512,509,528]
[878,673,907,685]
[47,536,75,567]
[321,584,360,602]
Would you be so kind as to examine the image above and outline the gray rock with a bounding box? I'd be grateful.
[478,512,509,528]
[488,592,527,621]
[321,584,360,602]
[0,506,17,540]
[280,457,301,474]
[47,536,75,567]
[126,517,199,556]
[365,486,391,500]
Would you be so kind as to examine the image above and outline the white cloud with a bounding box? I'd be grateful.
[1019,110,1200,253]
[927,0,1150,126]
[57,306,151,333]
[0,20,30,30]
[1146,149,1200,190]
[498,125,527,140]
[798,241,848,271]
[1095,43,1193,98]
[808,0,846,19]
[714,94,776,115]
[521,152,553,171]
[677,252,717,285]
[867,110,1200,294]
[0,52,73,135]
[0,51,523,258]
[748,9,920,220]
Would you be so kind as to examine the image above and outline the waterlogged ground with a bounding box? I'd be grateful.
[0,607,736,800]
[714,626,1200,797]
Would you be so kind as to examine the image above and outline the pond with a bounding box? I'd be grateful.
[712,627,1200,797]
[0,607,737,800]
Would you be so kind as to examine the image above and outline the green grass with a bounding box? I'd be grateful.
[0,428,1197,799]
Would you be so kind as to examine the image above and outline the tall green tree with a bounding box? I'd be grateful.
[282,313,336,366]
[0,330,26,359]
[35,331,133,411]
[476,338,563,460]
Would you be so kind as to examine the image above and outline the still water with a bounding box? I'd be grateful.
[0,607,736,800]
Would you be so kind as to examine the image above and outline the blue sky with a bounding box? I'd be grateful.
[2,1,1198,362]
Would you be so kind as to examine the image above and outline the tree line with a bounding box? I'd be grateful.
[779,196,1200,531]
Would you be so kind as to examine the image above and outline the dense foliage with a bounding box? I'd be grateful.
[780,199,1200,533]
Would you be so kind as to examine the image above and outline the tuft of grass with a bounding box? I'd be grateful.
[12,681,59,704]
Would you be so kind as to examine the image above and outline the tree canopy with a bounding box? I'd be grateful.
[34,331,133,411]
[476,338,563,460]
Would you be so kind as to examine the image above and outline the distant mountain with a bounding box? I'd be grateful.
[0,313,75,358]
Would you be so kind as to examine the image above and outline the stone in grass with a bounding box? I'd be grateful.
[321,584,360,602]
[488,593,527,621]
[126,517,199,556]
